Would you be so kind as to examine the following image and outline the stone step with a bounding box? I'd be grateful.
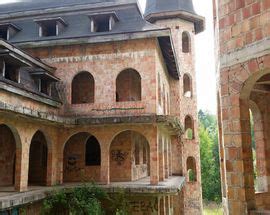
[250,210,270,215]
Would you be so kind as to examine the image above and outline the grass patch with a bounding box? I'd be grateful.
[203,202,223,215]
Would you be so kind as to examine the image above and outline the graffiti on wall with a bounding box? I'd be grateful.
[111,150,128,165]
[66,154,80,172]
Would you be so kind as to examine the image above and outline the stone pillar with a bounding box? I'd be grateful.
[159,135,165,181]
[168,139,172,176]
[160,196,166,215]
[100,143,110,184]
[164,138,169,179]
[46,150,53,186]
[150,132,159,185]
[15,136,30,191]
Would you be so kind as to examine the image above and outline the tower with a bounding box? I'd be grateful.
[145,0,205,214]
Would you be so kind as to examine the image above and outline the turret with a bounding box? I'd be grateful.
[144,0,205,34]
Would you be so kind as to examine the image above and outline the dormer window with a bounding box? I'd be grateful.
[89,12,119,33]
[0,49,27,83]
[0,23,20,40]
[30,69,59,96]
[35,17,67,37]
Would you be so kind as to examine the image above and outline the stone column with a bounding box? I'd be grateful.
[159,135,165,181]
[150,132,159,185]
[100,142,110,184]
[164,138,169,179]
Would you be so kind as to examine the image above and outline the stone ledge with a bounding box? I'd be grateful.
[0,103,184,135]
[0,176,185,210]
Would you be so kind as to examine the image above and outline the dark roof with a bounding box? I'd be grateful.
[1,4,158,44]
[145,0,196,16]
[0,0,180,79]
[144,0,205,34]
[0,0,114,15]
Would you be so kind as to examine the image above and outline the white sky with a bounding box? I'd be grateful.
[1,0,216,113]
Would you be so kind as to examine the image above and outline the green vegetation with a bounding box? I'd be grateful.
[42,183,129,215]
[199,110,222,203]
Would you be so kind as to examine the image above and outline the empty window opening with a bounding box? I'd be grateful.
[36,18,67,37]
[116,69,141,102]
[85,136,101,166]
[185,116,194,139]
[90,13,118,33]
[183,74,192,97]
[4,62,20,83]
[0,26,8,40]
[72,71,95,104]
[187,157,197,182]
[182,32,191,53]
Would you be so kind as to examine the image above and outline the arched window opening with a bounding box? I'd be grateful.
[116,69,141,102]
[28,131,48,186]
[72,71,95,104]
[182,31,191,53]
[187,157,197,182]
[85,136,101,166]
[0,125,17,187]
[183,74,192,98]
[249,109,257,191]
[185,116,194,139]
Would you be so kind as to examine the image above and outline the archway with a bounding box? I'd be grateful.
[183,74,192,98]
[110,130,150,182]
[182,31,191,53]
[184,115,194,139]
[0,125,18,188]
[187,156,197,182]
[72,71,95,104]
[116,69,141,102]
[63,132,101,182]
[239,71,270,209]
[28,131,48,186]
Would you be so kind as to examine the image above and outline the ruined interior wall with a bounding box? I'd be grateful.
[63,133,100,182]
[0,125,16,186]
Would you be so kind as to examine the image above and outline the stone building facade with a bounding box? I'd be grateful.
[214,0,270,214]
[0,0,204,214]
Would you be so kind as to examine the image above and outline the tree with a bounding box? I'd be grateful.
[199,110,221,202]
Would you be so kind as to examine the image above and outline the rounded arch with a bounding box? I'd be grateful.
[0,124,21,187]
[183,73,192,98]
[28,130,49,186]
[71,71,95,104]
[109,130,150,182]
[116,68,141,102]
[184,115,194,139]
[187,156,197,182]
[182,31,191,53]
[63,132,101,183]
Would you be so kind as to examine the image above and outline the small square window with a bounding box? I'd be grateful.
[89,12,119,33]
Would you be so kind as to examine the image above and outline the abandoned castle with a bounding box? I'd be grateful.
[0,0,205,214]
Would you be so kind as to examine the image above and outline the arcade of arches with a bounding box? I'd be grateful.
[0,120,191,192]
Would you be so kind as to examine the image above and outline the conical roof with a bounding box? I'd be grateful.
[145,0,196,16]
[144,0,204,34]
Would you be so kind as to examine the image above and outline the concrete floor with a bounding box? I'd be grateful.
[0,176,185,210]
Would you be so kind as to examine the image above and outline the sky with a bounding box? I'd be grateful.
[0,0,217,113]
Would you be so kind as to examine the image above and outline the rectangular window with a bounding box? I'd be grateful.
[89,12,118,33]
[35,17,67,37]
